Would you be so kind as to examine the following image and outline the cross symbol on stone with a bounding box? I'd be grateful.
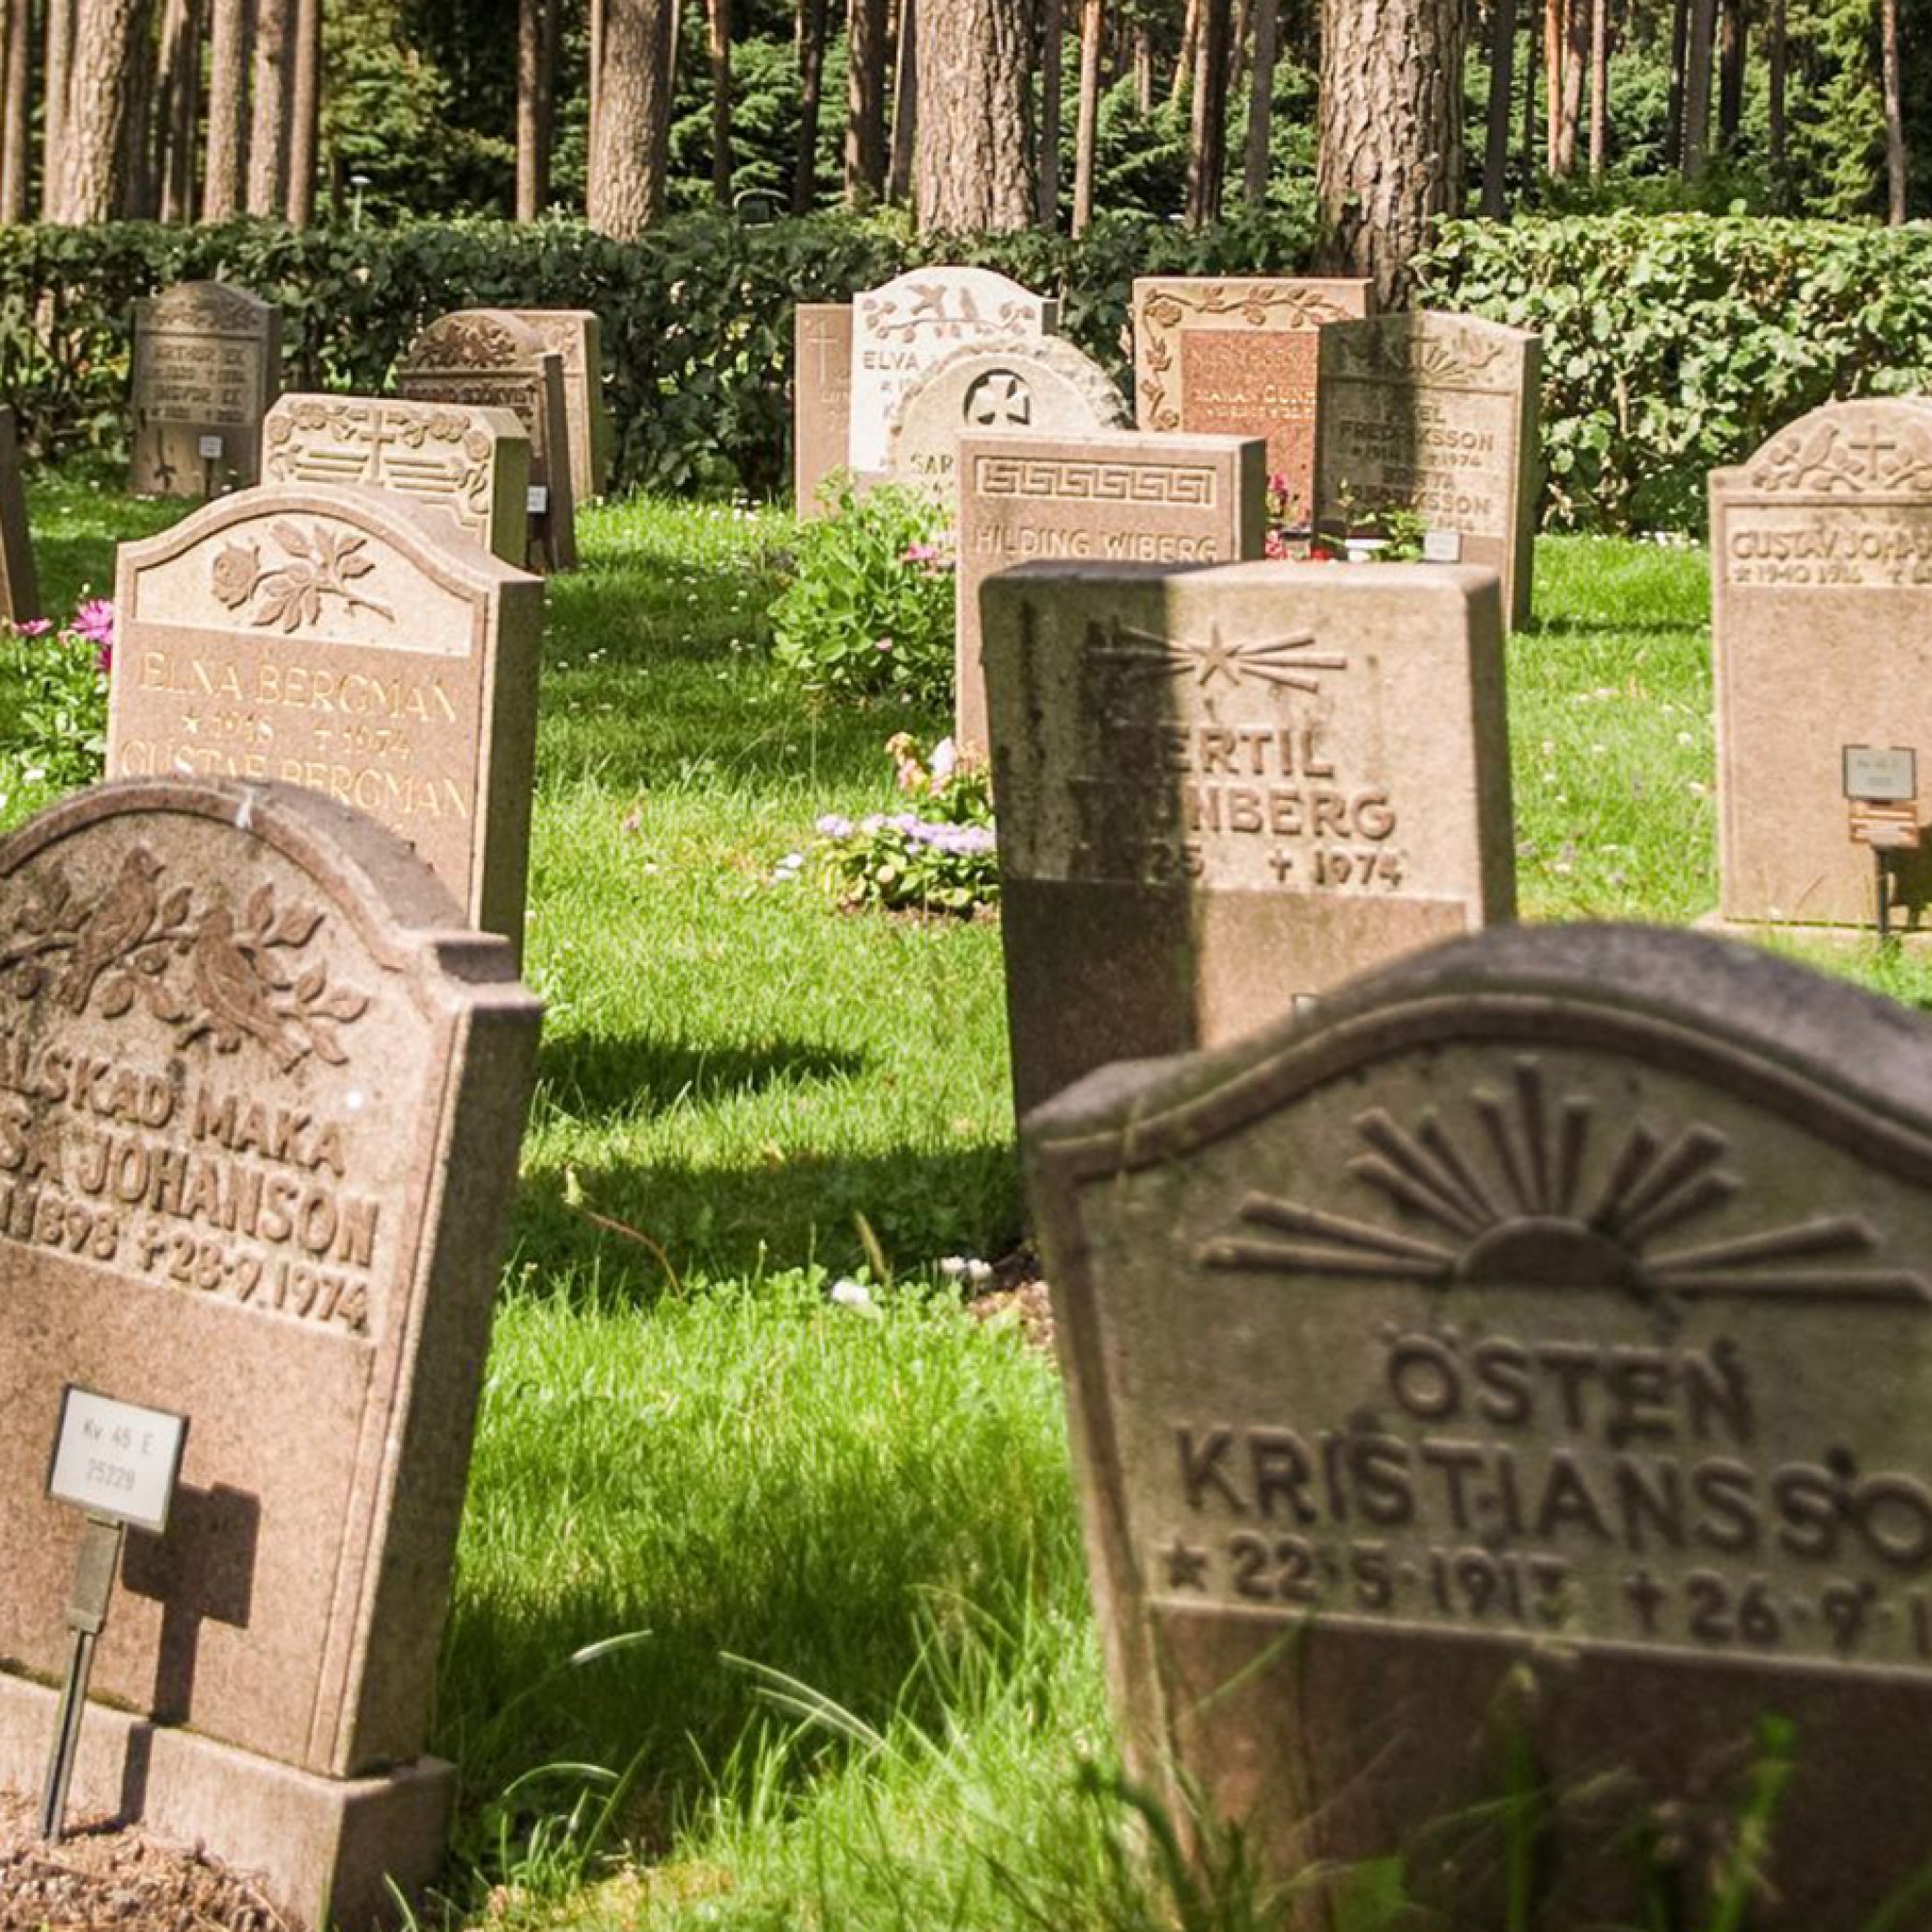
[964,370,1032,430]
[1846,428,1902,481]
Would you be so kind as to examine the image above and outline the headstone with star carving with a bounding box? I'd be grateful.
[1710,398,1932,940]
[0,773,541,1932]
[128,281,282,498]
[105,485,542,955]
[981,559,1515,1117]
[1026,920,1932,1929]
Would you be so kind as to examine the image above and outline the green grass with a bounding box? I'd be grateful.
[14,482,1926,1929]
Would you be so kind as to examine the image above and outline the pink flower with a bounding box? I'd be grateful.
[71,599,114,647]
[15,617,50,637]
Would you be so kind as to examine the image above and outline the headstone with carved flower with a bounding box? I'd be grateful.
[105,486,542,954]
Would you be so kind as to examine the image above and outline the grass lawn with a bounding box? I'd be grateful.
[14,482,1929,1928]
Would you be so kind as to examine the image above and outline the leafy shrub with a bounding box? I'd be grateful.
[0,597,112,820]
[770,480,954,707]
[810,733,997,916]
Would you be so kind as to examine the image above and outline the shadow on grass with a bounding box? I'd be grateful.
[534,1028,867,1121]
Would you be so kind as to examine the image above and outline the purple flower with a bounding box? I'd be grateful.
[816,813,854,838]
[903,543,939,564]
[71,598,114,647]
[15,617,50,638]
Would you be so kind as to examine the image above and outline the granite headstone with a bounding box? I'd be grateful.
[129,282,282,498]
[507,308,611,504]
[794,302,854,518]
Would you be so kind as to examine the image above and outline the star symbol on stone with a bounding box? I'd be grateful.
[181,711,200,735]
[1189,622,1241,686]
[1162,1538,1210,1590]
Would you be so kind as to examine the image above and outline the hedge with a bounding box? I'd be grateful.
[5,208,1930,528]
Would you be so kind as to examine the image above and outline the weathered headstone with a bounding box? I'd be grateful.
[794,303,854,518]
[1133,276,1374,528]
[397,310,577,572]
[129,282,282,498]
[1028,921,1932,1931]
[848,266,1057,475]
[507,309,612,504]
[955,429,1267,752]
[1710,398,1932,938]
[1317,311,1542,627]
[885,337,1129,507]
[0,407,41,623]
[982,560,1514,1117]
[106,486,542,952]
[262,394,531,566]
[0,774,540,1931]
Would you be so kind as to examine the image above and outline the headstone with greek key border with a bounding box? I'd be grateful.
[129,282,282,498]
[982,560,1514,1117]
[1027,921,1932,1930]
[0,774,540,1930]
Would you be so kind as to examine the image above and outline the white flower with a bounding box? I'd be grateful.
[930,737,958,782]
[830,1279,879,1316]
[938,1256,969,1279]
[966,1260,994,1288]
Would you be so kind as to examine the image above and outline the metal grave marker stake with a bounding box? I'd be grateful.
[1844,745,1920,941]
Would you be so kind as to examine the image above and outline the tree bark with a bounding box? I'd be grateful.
[1481,0,1517,214]
[651,0,678,185]
[1243,0,1277,204]
[844,0,886,203]
[517,0,553,219]
[791,0,826,209]
[1132,15,1150,111]
[1682,0,1715,175]
[1184,0,1230,224]
[913,0,1029,231]
[1766,0,1784,189]
[1664,0,1687,163]
[1717,0,1743,149]
[1588,0,1606,175]
[707,0,731,203]
[887,0,915,200]
[1548,0,1584,176]
[586,0,672,236]
[201,0,246,215]
[245,0,293,214]
[116,0,156,213]
[40,0,73,216]
[1036,0,1062,223]
[1881,0,1906,223]
[1542,0,1559,170]
[1071,0,1101,231]
[156,0,202,219]
[1317,0,1463,304]
[0,0,29,220]
[1171,0,1199,106]
[284,0,319,221]
[61,0,146,219]
[1521,0,1538,178]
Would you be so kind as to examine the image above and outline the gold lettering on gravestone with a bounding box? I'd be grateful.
[1724,510,1932,589]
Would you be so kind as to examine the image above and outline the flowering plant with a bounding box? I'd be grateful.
[809,732,998,915]
[0,596,113,816]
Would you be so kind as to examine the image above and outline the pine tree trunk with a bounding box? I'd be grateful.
[887,0,915,200]
[651,0,678,184]
[1881,0,1906,222]
[913,0,1029,231]
[1071,0,1101,232]
[707,0,731,203]
[1132,17,1150,110]
[1549,0,1584,175]
[1184,0,1230,224]
[1481,0,1516,213]
[1317,0,1463,303]
[1036,0,1062,223]
[844,0,886,203]
[1717,0,1743,148]
[1171,0,1199,106]
[1766,0,1785,189]
[284,0,318,221]
[116,0,156,213]
[791,0,826,209]
[156,0,202,218]
[517,0,552,218]
[61,0,145,219]
[586,0,671,236]
[41,0,73,216]
[1,0,33,219]
[201,0,246,214]
[1664,0,1687,162]
[1243,0,1277,204]
[1682,0,1715,174]
[1542,0,1559,170]
[1587,0,1606,175]
[1521,0,1538,177]
[245,0,292,214]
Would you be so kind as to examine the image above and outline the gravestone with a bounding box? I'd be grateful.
[106,486,542,953]
[1317,311,1542,627]
[1133,276,1374,529]
[129,281,282,498]
[1027,922,1932,1931]
[794,303,853,518]
[0,407,40,623]
[885,337,1128,508]
[262,394,531,566]
[954,429,1267,753]
[1710,398,1932,938]
[396,310,577,572]
[0,774,540,1931]
[982,560,1514,1117]
[848,266,1057,475]
[507,309,612,504]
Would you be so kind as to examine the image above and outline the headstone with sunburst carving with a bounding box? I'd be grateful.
[1027,921,1932,1930]
[981,559,1515,1117]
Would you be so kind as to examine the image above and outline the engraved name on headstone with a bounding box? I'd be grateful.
[263,394,531,566]
[848,266,1057,476]
[397,309,577,572]
[983,561,1514,1116]
[794,302,854,519]
[1711,398,1932,936]
[129,282,282,499]
[507,309,611,504]
[954,430,1266,753]
[1133,277,1373,528]
[106,486,542,952]
[1317,311,1542,627]
[0,775,540,1930]
[1028,922,1932,1930]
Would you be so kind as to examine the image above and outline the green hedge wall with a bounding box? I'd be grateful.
[5,209,1929,527]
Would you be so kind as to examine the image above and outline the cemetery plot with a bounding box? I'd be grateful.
[128,282,281,500]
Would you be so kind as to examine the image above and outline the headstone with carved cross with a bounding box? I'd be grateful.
[0,773,540,1931]
[981,559,1515,1118]
[1710,398,1932,939]
[1133,276,1374,531]
[793,303,854,518]
[396,310,576,572]
[105,485,542,955]
[1316,311,1543,627]
[129,282,283,499]
[1027,919,1932,1929]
